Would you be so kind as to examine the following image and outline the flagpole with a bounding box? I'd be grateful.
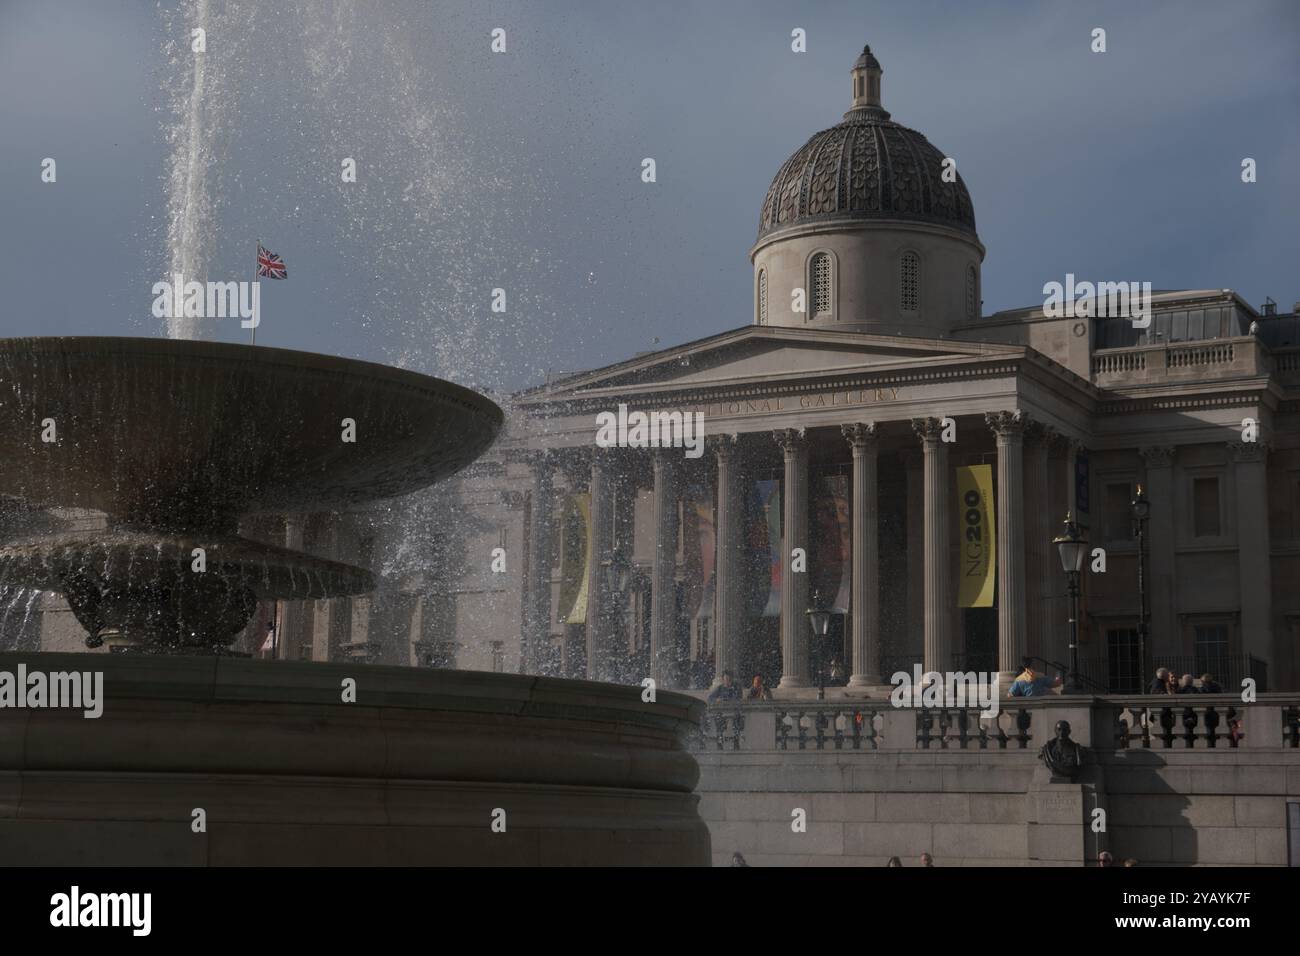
[250,238,259,346]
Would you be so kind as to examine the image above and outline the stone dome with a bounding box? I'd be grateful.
[757,46,976,240]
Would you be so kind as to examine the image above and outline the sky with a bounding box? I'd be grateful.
[0,0,1297,394]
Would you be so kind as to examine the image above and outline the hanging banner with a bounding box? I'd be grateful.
[956,464,996,608]
[750,479,782,617]
[556,494,591,624]
[683,488,716,620]
[812,475,851,613]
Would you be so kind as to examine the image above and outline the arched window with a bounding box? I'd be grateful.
[810,252,832,319]
[757,269,768,325]
[900,252,920,313]
[966,265,978,319]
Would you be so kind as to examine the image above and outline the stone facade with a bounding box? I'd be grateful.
[692,697,1300,866]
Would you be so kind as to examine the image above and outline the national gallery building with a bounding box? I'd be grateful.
[446,45,1300,696]
[19,46,1300,696]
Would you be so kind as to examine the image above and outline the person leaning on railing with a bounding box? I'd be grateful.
[1007,658,1055,697]
[1147,667,1173,694]
[707,670,742,703]
[747,674,773,701]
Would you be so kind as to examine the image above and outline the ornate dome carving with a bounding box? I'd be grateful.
[757,46,977,240]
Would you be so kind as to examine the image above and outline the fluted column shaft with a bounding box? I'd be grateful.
[1023,426,1052,661]
[842,423,880,687]
[712,435,744,683]
[585,453,614,681]
[987,411,1027,681]
[913,418,953,674]
[525,455,555,673]
[775,428,810,689]
[650,450,680,685]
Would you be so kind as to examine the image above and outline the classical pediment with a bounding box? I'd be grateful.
[521,326,1023,402]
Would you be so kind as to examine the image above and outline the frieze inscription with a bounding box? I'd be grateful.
[680,387,902,418]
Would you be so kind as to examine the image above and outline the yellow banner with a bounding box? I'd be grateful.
[956,464,996,608]
[557,494,591,624]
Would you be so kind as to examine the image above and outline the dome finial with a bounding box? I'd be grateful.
[850,44,884,112]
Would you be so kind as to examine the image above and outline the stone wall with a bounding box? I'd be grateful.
[693,697,1299,866]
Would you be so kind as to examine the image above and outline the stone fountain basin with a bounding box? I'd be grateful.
[0,530,372,599]
[0,653,711,866]
[0,337,503,526]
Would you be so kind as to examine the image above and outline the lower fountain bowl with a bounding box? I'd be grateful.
[0,653,711,866]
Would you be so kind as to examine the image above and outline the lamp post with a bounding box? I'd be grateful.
[805,589,832,700]
[1053,514,1088,694]
[1131,485,1150,692]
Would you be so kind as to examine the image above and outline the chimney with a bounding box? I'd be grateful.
[1261,297,1276,316]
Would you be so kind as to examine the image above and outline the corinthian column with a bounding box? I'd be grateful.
[987,410,1027,682]
[710,434,744,685]
[524,451,555,674]
[842,422,880,688]
[586,451,614,681]
[912,418,953,674]
[649,449,680,685]
[774,428,810,690]
[1022,423,1052,660]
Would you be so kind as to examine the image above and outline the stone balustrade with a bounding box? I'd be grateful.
[1090,336,1271,385]
[693,694,1300,754]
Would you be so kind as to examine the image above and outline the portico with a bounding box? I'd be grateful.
[506,326,1094,696]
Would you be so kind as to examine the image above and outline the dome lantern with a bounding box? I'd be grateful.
[849,44,887,119]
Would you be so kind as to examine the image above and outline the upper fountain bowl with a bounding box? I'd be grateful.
[0,337,503,529]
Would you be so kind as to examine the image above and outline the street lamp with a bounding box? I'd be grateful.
[1131,485,1150,692]
[805,589,833,699]
[1053,513,1088,694]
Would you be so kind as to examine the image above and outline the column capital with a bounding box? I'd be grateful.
[1045,429,1073,459]
[1227,440,1270,464]
[911,416,946,443]
[1023,420,1053,447]
[498,490,527,510]
[707,432,741,461]
[985,409,1028,439]
[1140,445,1176,469]
[772,427,808,456]
[841,421,879,451]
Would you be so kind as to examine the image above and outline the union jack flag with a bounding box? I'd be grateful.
[257,242,287,280]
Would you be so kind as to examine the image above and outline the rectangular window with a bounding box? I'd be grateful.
[1193,624,1230,681]
[1104,481,1133,542]
[1106,627,1141,694]
[1193,477,1221,537]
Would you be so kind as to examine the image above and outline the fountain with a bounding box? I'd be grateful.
[0,336,710,865]
[0,336,501,650]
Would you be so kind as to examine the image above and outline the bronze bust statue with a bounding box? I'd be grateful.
[1039,719,1087,780]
